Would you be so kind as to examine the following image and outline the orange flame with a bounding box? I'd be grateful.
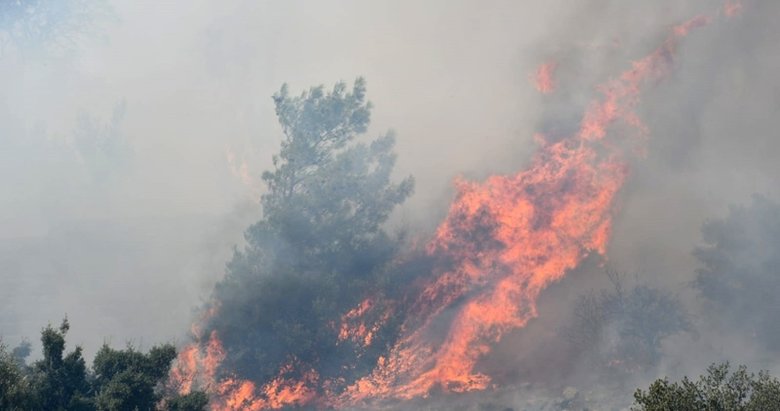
[171,330,318,409]
[335,11,716,406]
[226,145,262,201]
[532,61,557,94]
[169,344,198,394]
[210,359,318,410]
[338,298,394,349]
[170,304,223,395]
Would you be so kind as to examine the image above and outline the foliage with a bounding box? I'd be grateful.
[164,391,209,411]
[92,343,177,411]
[565,271,691,371]
[0,318,207,411]
[632,363,780,410]
[0,0,112,57]
[0,340,31,410]
[693,195,780,350]
[26,319,92,411]
[211,78,414,384]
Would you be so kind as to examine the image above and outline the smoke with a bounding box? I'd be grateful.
[0,0,561,359]
[2,0,780,410]
[483,1,780,408]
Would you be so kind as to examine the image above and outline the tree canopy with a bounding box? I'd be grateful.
[0,318,207,411]
[633,363,780,411]
[209,78,414,385]
[565,271,691,373]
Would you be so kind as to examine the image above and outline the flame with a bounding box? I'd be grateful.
[226,145,262,201]
[169,344,198,394]
[338,298,394,349]
[724,0,743,17]
[190,302,220,340]
[170,303,223,395]
[339,103,627,403]
[532,61,557,94]
[171,4,738,409]
[210,359,318,410]
[170,331,224,394]
[335,11,716,406]
[172,330,317,409]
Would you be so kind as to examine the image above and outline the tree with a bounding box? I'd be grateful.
[693,195,780,350]
[0,340,31,410]
[25,318,93,411]
[164,392,209,411]
[564,271,691,372]
[210,78,414,385]
[632,363,780,410]
[251,77,413,271]
[91,343,177,411]
[0,318,207,411]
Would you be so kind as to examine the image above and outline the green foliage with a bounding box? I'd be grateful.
[212,78,414,385]
[250,77,413,267]
[632,363,780,410]
[92,344,177,411]
[0,340,31,410]
[0,318,207,411]
[165,392,209,411]
[694,195,780,350]
[27,319,92,411]
[565,271,691,371]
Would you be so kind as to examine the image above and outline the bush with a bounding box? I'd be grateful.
[565,271,691,371]
[694,195,780,350]
[633,363,780,410]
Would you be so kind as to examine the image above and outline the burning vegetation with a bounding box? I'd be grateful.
[7,1,780,411]
[169,4,744,410]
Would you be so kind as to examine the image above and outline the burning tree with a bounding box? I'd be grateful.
[174,5,739,409]
[200,77,414,393]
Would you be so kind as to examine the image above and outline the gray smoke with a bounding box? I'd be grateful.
[1,1,779,409]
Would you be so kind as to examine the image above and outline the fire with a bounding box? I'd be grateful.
[169,303,225,395]
[226,145,261,201]
[169,344,198,394]
[338,298,394,349]
[172,329,318,410]
[339,93,627,403]
[532,61,557,94]
[724,0,743,17]
[169,331,224,394]
[171,3,738,409]
[210,361,318,410]
[335,10,717,406]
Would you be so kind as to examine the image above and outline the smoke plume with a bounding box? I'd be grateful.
[3,1,780,410]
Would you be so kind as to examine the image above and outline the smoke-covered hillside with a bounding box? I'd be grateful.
[2,1,780,410]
